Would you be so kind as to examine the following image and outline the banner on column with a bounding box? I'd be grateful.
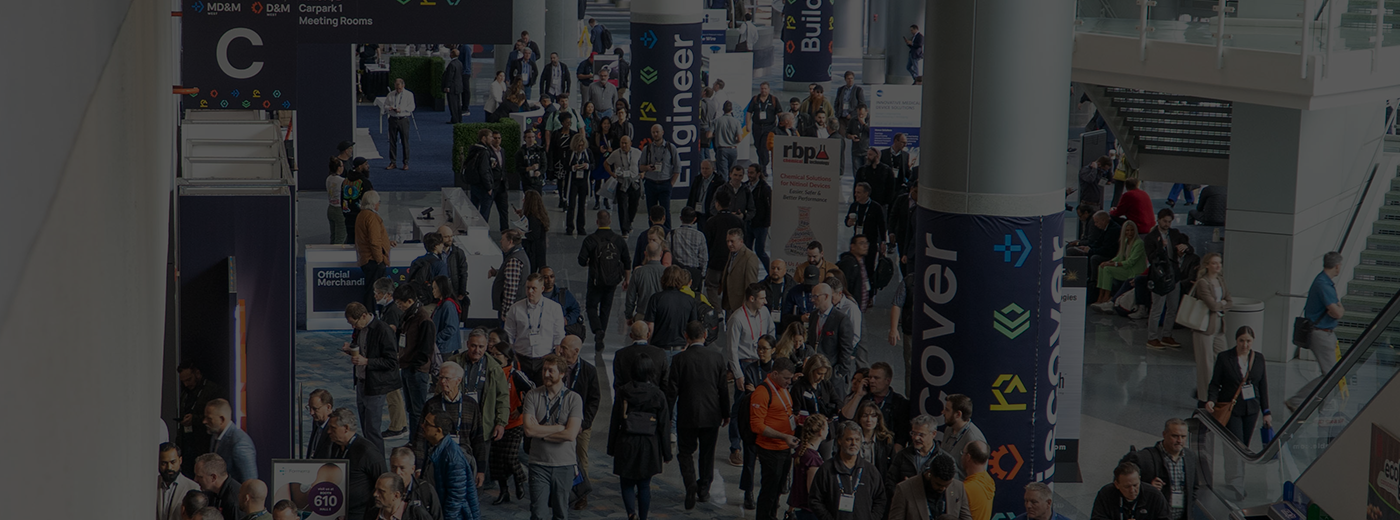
[705,52,755,161]
[1055,255,1087,483]
[781,0,834,83]
[631,20,703,196]
[771,136,842,270]
[272,459,350,519]
[702,9,728,55]
[869,85,921,163]
[911,208,1064,516]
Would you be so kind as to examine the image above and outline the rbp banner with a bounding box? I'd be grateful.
[911,208,1063,516]
[771,136,842,271]
[272,459,349,519]
[631,21,704,197]
[781,0,834,84]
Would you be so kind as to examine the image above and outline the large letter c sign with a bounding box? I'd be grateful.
[217,28,264,80]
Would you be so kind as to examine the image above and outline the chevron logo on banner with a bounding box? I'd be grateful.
[639,67,659,85]
[993,303,1030,339]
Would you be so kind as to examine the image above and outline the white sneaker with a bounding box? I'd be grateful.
[1091,302,1115,313]
[1128,307,1149,320]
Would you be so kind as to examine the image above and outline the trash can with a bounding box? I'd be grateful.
[1224,297,1269,359]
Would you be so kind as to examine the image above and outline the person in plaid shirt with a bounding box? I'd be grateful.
[1126,418,1199,520]
[670,207,709,290]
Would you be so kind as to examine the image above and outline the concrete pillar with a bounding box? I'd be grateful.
[863,0,888,84]
[909,0,1074,506]
[546,0,580,64]
[630,0,703,194]
[782,0,834,90]
[1224,101,1384,364]
[883,0,924,84]
[833,0,863,58]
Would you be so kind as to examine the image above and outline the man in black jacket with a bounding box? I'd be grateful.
[855,148,897,210]
[685,159,722,230]
[1090,462,1169,520]
[436,226,470,312]
[1074,211,1121,276]
[389,447,443,520]
[328,407,389,520]
[394,284,438,443]
[846,182,887,257]
[345,302,400,454]
[539,52,571,103]
[305,389,335,459]
[667,321,732,509]
[193,453,240,520]
[177,361,224,475]
[886,414,940,492]
[614,320,668,389]
[459,128,498,223]
[747,163,773,266]
[1189,185,1227,226]
[558,335,601,510]
[880,135,913,191]
[578,211,632,350]
[1127,419,1198,520]
[1143,209,1190,349]
[365,473,435,520]
[703,191,745,305]
[442,48,464,124]
[887,177,917,276]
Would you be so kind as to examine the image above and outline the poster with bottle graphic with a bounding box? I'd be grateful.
[273,459,349,519]
[770,136,842,271]
[1368,424,1400,520]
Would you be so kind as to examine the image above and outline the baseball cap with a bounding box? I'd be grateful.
[352,157,368,167]
[803,265,820,286]
[337,140,355,152]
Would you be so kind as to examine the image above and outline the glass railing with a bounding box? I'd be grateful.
[1192,288,1400,509]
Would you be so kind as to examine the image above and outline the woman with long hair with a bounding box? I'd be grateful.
[485,70,506,119]
[1191,252,1233,407]
[787,413,829,520]
[1092,219,1145,307]
[592,117,617,211]
[564,132,593,235]
[515,190,550,271]
[1207,326,1271,499]
[790,354,842,458]
[855,401,896,480]
[487,341,533,504]
[430,275,461,356]
[580,101,598,138]
[774,322,809,367]
[608,355,671,520]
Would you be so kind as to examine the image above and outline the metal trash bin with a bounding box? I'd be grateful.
[1224,297,1269,359]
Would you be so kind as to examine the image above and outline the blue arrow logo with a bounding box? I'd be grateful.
[994,229,1033,268]
[192,0,204,13]
[639,30,658,49]
[282,100,291,108]
[230,89,240,97]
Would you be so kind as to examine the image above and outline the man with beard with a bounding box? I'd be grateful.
[159,443,200,520]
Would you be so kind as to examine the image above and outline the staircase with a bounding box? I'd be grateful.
[1338,164,1400,346]
[1077,84,1232,184]
[1338,0,1398,30]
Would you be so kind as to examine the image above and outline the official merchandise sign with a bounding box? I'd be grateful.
[1369,424,1400,520]
[1054,256,1087,483]
[182,0,513,108]
[272,459,349,519]
[630,20,704,195]
[911,208,1063,515]
[781,0,834,83]
[869,85,921,161]
[770,136,842,270]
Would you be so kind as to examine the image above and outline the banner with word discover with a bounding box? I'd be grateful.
[911,208,1063,517]
[273,459,349,519]
[770,136,842,270]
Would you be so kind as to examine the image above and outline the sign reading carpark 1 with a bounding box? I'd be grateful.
[182,0,513,109]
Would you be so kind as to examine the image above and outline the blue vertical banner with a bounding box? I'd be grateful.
[782,0,834,84]
[910,208,1063,517]
[630,20,704,196]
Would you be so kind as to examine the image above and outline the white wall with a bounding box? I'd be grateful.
[0,0,172,517]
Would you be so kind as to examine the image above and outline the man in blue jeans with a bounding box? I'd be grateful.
[903,25,923,82]
[1286,251,1346,411]
[640,124,680,230]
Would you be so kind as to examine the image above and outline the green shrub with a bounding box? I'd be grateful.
[429,57,445,101]
[452,120,523,183]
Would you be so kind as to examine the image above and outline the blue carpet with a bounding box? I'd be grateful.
[357,103,487,192]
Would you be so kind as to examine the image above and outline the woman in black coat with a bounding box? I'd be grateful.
[608,355,672,520]
[790,353,843,458]
[1206,325,1272,497]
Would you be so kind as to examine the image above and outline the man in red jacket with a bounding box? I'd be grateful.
[1111,178,1155,233]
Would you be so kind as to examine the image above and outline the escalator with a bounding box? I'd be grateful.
[1188,288,1400,519]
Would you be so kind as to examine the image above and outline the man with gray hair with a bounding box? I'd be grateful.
[1012,482,1070,520]
[639,123,681,228]
[192,453,240,520]
[714,101,743,176]
[1127,418,1198,520]
[389,446,442,519]
[270,500,299,520]
[810,421,888,520]
[355,190,397,307]
[1288,251,1346,412]
[327,407,388,520]
[366,473,435,520]
[809,282,856,388]
[417,360,489,487]
[888,414,942,491]
[585,67,618,119]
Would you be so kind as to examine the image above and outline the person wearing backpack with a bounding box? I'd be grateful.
[392,283,438,445]
[459,128,498,221]
[578,210,633,351]
[750,358,799,520]
[608,353,670,520]
[1143,208,1189,349]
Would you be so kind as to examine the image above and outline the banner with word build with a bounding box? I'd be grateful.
[631,20,704,196]
[781,0,834,84]
[910,208,1063,517]
[771,136,842,271]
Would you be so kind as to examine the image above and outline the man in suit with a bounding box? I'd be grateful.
[719,228,761,314]
[614,320,668,389]
[880,136,913,191]
[540,52,571,103]
[557,335,601,510]
[305,389,334,459]
[443,48,465,124]
[327,407,388,520]
[667,321,732,509]
[202,399,257,483]
[177,361,224,475]
[192,453,241,520]
[345,301,400,454]
[809,283,856,388]
[366,473,436,520]
[159,443,201,520]
[1128,419,1199,520]
[237,480,269,520]
[889,454,972,520]
[833,71,864,128]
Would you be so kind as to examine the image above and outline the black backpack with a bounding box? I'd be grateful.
[1148,252,1177,296]
[873,255,895,291]
[735,384,775,446]
[599,25,613,50]
[592,236,626,287]
[696,295,722,345]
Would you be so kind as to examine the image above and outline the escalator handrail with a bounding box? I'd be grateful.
[1191,287,1400,463]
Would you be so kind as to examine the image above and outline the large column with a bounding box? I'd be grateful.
[1225,101,1384,363]
[832,0,862,58]
[546,0,580,64]
[782,0,834,91]
[910,0,1073,510]
[862,0,887,84]
[630,0,703,195]
[883,0,924,84]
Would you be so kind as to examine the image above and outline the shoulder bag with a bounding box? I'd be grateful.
[1175,282,1211,332]
[621,399,658,436]
[1211,353,1250,425]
